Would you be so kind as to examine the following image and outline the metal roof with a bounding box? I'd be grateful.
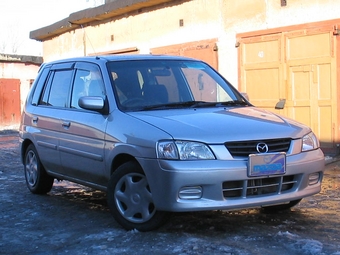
[0,54,43,65]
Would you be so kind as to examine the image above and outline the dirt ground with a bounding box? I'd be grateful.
[1,130,339,255]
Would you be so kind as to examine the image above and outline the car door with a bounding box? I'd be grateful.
[58,62,108,186]
[30,62,74,174]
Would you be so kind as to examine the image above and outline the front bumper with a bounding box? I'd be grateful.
[138,148,325,212]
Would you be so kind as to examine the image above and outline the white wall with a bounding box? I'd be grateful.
[42,0,340,87]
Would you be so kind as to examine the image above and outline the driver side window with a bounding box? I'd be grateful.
[71,69,90,109]
[71,64,106,109]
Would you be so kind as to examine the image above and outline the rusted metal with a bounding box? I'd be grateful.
[0,78,21,127]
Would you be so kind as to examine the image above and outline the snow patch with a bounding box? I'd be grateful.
[277,231,324,255]
[84,231,123,241]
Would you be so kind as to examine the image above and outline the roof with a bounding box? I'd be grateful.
[0,54,43,65]
[30,0,177,42]
[43,54,198,65]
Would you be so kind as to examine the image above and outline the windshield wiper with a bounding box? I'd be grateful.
[190,100,249,108]
[219,100,249,106]
[141,101,199,110]
[139,100,249,111]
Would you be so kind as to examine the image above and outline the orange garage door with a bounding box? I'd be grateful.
[238,24,338,154]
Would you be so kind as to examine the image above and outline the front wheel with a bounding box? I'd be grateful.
[262,199,302,213]
[107,161,168,231]
[24,144,54,194]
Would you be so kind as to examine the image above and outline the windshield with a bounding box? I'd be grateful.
[107,59,249,111]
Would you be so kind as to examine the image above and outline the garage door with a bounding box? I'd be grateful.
[0,78,21,127]
[238,27,338,153]
[151,39,218,70]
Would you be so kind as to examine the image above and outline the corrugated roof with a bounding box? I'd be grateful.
[0,54,43,65]
[30,0,175,41]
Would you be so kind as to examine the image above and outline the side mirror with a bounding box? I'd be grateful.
[275,99,286,110]
[240,92,249,101]
[79,96,105,111]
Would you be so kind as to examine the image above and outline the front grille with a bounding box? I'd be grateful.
[225,138,291,157]
[222,175,297,198]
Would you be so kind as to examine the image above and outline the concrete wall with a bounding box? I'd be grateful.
[41,0,340,86]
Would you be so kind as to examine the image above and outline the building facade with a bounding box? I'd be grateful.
[30,0,340,154]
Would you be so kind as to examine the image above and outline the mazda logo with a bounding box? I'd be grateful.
[256,143,269,153]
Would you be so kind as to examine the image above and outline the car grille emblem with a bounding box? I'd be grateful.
[256,143,269,153]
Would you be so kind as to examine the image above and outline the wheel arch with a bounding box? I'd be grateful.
[110,153,141,176]
[20,138,34,164]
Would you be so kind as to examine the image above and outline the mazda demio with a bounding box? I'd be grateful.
[19,55,325,231]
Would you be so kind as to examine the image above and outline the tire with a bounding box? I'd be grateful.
[107,161,168,231]
[24,144,54,194]
[262,199,302,213]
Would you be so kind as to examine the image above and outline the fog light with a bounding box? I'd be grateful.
[178,186,202,199]
[309,172,320,185]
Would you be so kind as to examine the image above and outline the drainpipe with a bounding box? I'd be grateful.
[81,25,86,56]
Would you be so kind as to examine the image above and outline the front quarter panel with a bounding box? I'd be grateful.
[103,110,172,179]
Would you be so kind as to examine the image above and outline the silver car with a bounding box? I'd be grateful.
[19,55,325,231]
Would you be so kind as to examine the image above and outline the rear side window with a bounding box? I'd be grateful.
[31,67,50,106]
[39,70,73,107]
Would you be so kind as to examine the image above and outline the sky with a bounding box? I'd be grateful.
[0,0,104,56]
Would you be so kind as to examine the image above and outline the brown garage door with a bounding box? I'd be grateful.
[0,78,21,127]
[238,23,338,154]
[151,39,218,70]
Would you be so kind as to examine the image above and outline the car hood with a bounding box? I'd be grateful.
[128,107,310,143]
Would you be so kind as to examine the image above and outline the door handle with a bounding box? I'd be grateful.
[32,116,38,124]
[62,121,71,128]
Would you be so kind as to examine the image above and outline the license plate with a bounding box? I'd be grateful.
[248,152,286,177]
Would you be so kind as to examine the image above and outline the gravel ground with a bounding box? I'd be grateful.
[0,130,339,255]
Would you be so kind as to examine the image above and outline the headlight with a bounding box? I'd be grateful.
[302,132,320,152]
[157,141,215,160]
